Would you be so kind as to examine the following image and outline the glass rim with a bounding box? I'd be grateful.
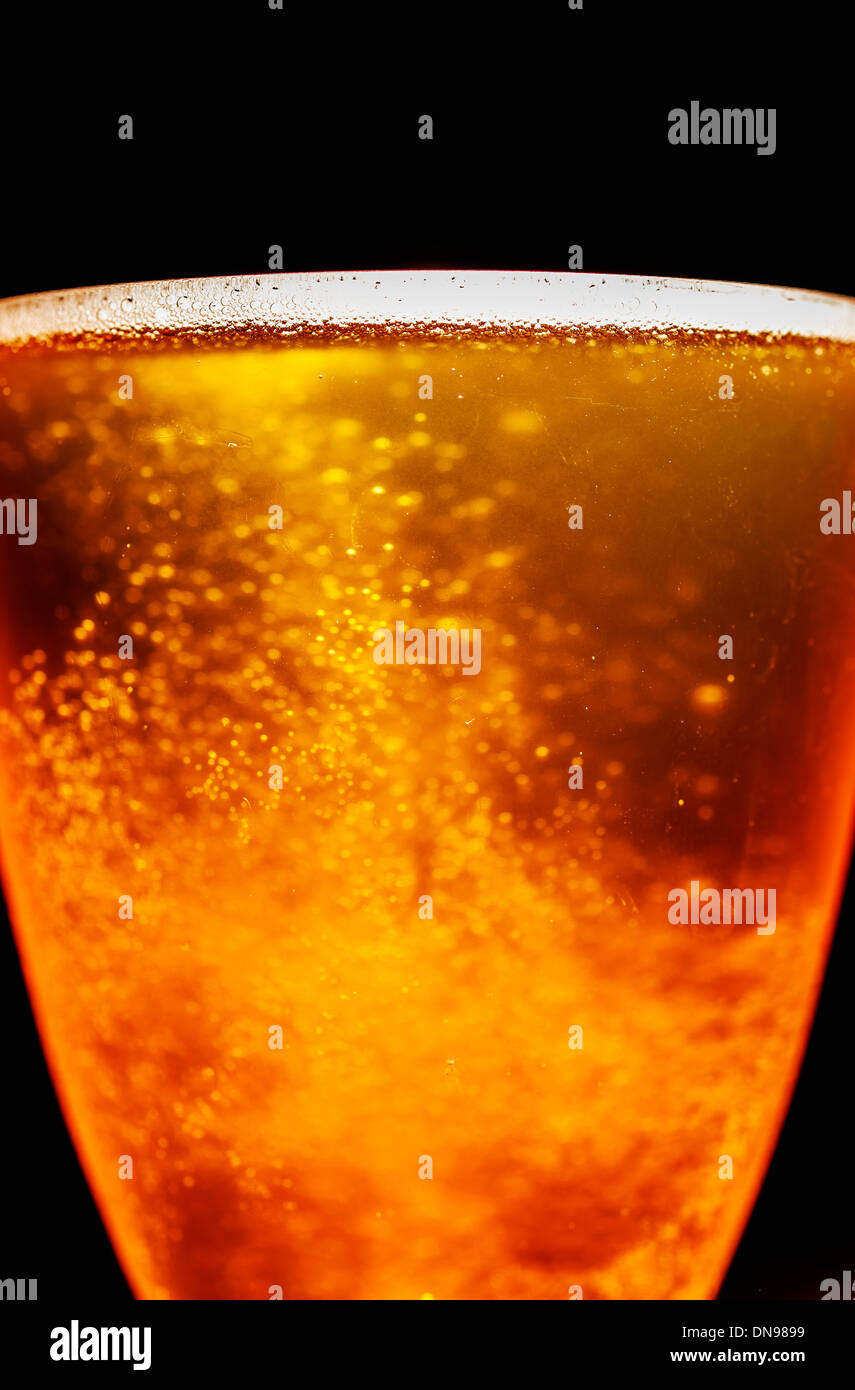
[1,270,855,345]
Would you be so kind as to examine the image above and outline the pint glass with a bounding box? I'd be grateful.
[1,272,854,1299]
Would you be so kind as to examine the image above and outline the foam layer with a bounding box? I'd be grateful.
[1,272,855,346]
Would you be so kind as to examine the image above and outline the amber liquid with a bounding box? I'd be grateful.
[1,329,855,1299]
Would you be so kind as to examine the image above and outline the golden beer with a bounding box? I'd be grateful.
[1,273,854,1300]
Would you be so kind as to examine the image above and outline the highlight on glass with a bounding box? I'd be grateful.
[1,271,854,1299]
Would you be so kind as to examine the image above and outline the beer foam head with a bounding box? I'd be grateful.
[1,272,855,344]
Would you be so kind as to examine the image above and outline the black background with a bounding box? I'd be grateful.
[0,0,852,1303]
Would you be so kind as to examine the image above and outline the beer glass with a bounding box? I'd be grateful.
[1,272,854,1300]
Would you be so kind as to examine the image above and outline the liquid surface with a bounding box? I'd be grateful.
[1,330,855,1299]
[3,270,855,345]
